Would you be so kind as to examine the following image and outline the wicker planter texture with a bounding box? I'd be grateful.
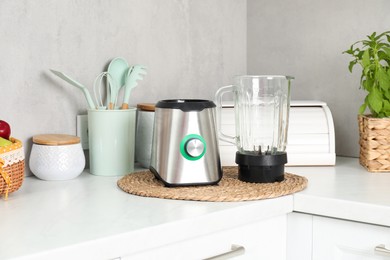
[359,114,390,172]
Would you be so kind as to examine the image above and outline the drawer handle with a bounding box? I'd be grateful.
[375,244,390,255]
[204,244,245,260]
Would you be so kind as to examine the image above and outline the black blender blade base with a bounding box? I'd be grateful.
[235,152,287,183]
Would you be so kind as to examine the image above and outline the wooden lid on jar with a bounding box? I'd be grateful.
[137,103,155,112]
[32,134,80,146]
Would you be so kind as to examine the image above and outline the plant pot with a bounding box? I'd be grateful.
[358,114,390,172]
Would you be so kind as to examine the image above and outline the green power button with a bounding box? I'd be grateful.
[180,134,206,161]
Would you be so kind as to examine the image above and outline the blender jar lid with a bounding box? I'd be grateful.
[156,99,216,112]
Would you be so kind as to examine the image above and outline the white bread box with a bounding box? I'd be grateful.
[219,100,336,166]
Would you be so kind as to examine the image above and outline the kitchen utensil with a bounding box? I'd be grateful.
[50,69,95,109]
[150,99,222,187]
[93,72,116,110]
[215,75,293,183]
[88,109,136,176]
[30,134,85,181]
[121,65,147,109]
[107,57,129,109]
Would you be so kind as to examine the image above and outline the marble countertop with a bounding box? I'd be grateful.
[2,156,390,259]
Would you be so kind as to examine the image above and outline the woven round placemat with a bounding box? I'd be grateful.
[117,167,308,202]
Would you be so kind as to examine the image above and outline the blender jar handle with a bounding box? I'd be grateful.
[215,85,236,145]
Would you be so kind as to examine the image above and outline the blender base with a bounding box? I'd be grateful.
[235,152,287,183]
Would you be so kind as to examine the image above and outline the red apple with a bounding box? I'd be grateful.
[0,120,11,140]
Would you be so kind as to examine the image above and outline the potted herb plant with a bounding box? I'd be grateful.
[344,31,390,172]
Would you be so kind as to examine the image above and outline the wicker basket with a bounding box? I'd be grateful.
[0,137,24,199]
[358,114,390,172]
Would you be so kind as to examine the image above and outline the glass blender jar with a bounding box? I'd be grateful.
[215,75,293,183]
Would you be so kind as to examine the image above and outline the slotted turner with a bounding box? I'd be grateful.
[121,65,147,109]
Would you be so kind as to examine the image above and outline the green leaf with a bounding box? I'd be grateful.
[343,48,354,55]
[382,100,390,117]
[378,67,390,91]
[357,50,364,59]
[362,49,371,67]
[369,32,377,40]
[367,87,383,114]
[384,89,390,100]
[363,65,371,75]
[348,60,357,72]
[383,47,390,58]
[360,74,365,89]
[377,31,390,39]
[359,102,367,114]
[383,100,390,112]
[362,77,375,92]
[363,64,375,79]
[378,50,389,61]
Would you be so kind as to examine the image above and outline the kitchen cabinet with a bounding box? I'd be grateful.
[14,211,288,260]
[313,216,390,260]
[286,213,312,260]
[14,215,287,260]
[126,215,286,260]
[287,213,390,260]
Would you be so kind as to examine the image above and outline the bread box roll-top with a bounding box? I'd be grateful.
[219,100,336,166]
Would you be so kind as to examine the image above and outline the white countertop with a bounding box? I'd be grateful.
[1,167,292,260]
[2,156,390,259]
[290,157,390,226]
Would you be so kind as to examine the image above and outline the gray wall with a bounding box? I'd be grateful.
[0,0,246,174]
[247,0,390,157]
[3,0,387,173]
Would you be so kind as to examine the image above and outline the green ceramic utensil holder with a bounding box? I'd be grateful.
[88,108,136,176]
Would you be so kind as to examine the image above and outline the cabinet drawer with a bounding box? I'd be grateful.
[313,216,390,260]
[124,215,286,260]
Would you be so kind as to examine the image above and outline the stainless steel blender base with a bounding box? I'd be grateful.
[150,166,221,187]
[150,99,222,187]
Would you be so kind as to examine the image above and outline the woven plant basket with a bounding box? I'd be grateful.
[358,114,390,172]
[0,137,24,199]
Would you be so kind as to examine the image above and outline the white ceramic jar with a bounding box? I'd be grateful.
[29,134,85,180]
[135,103,155,168]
